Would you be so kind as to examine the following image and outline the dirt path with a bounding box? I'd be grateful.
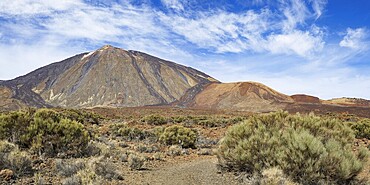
[125,156,240,185]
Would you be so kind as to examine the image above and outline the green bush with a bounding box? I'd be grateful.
[0,109,90,157]
[348,119,370,139]
[170,116,187,123]
[141,114,167,125]
[23,117,90,157]
[0,111,32,144]
[159,125,197,148]
[59,109,102,125]
[33,108,61,122]
[218,111,368,184]
[110,123,155,141]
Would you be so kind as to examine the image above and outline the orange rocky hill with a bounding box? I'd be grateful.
[177,82,294,112]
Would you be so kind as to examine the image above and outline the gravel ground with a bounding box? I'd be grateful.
[125,156,240,185]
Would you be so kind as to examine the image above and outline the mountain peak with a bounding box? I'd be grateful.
[1,46,216,108]
[100,44,115,50]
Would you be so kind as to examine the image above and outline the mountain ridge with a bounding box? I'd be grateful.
[1,45,369,113]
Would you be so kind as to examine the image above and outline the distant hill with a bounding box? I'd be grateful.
[324,97,370,107]
[178,82,294,112]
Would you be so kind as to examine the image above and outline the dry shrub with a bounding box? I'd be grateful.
[128,153,145,170]
[218,111,369,185]
[0,140,32,177]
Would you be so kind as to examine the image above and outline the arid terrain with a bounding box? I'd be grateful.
[0,107,369,185]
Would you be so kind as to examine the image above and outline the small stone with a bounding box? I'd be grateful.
[0,169,14,181]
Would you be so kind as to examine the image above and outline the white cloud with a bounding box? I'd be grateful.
[310,0,327,19]
[265,30,324,57]
[339,28,368,49]
[280,0,310,31]
[0,0,82,16]
[161,0,184,11]
[159,9,272,53]
[0,0,327,57]
[158,1,326,57]
[0,42,82,80]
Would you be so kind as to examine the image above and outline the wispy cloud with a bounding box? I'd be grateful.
[161,0,184,11]
[0,0,327,57]
[309,0,327,19]
[0,0,82,16]
[339,28,368,50]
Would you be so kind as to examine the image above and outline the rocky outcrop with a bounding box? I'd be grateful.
[291,94,321,104]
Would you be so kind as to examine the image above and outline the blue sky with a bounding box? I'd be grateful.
[0,0,369,99]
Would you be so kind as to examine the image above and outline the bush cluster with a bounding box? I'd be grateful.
[59,109,102,125]
[218,111,368,185]
[348,119,370,139]
[141,114,167,125]
[110,123,156,141]
[0,109,90,157]
[159,125,197,148]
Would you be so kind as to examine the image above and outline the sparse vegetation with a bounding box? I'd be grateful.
[0,107,368,184]
[55,159,85,177]
[128,153,145,170]
[0,140,32,177]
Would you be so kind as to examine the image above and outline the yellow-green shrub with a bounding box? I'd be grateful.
[159,125,197,148]
[0,111,32,144]
[141,114,167,125]
[59,109,102,125]
[23,118,89,157]
[0,109,90,157]
[110,123,155,141]
[218,111,368,184]
[349,119,370,139]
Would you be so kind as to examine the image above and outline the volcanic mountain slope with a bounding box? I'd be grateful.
[180,82,295,112]
[0,86,28,110]
[0,45,218,108]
